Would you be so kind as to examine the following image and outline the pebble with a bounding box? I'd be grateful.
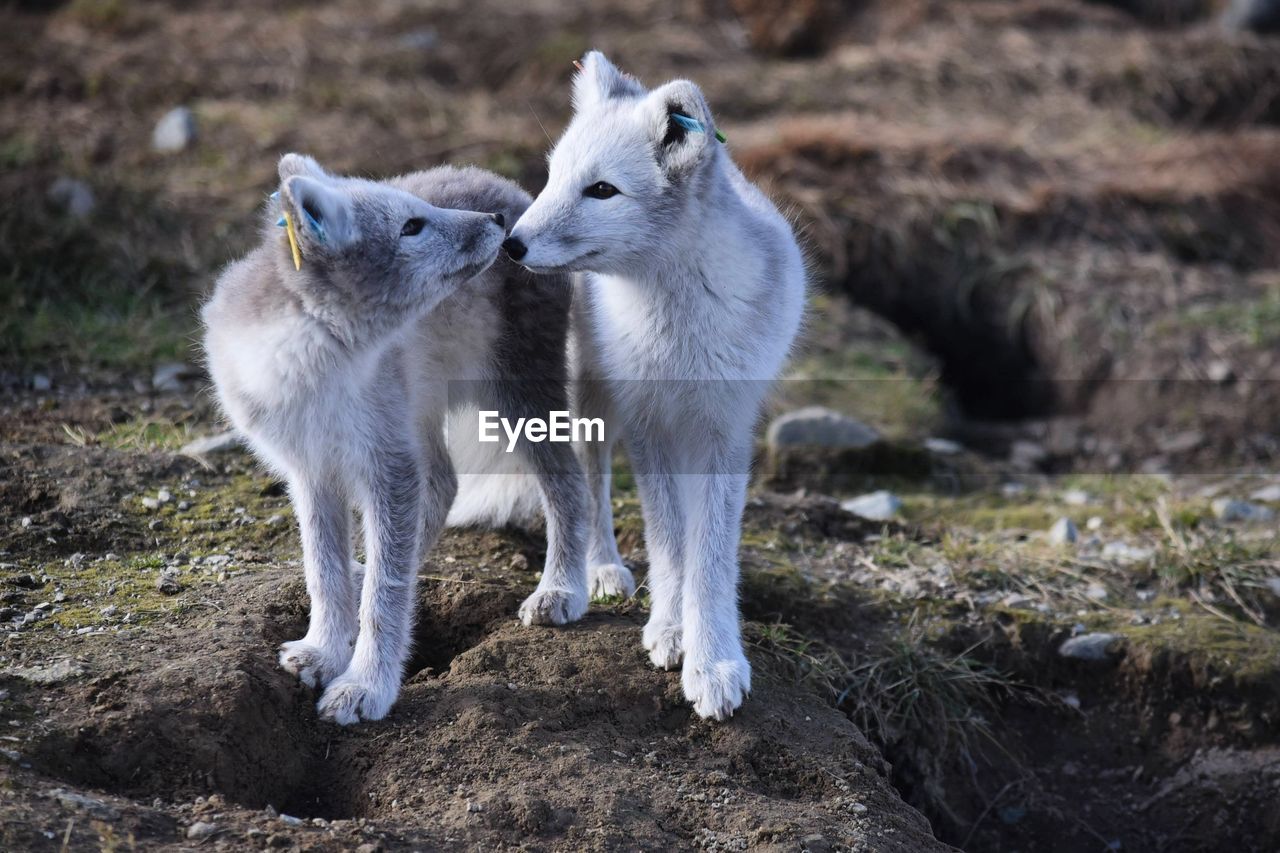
[1101,542,1154,564]
[924,437,962,455]
[141,496,160,510]
[1061,489,1091,506]
[20,517,32,528]
[186,822,219,840]
[765,406,879,449]
[48,177,96,219]
[153,106,196,152]
[278,814,305,827]
[157,489,173,503]
[840,490,902,521]
[152,362,194,393]
[1048,517,1078,545]
[31,374,52,392]
[1059,632,1121,661]
[155,569,182,595]
[1211,498,1275,523]
[177,500,191,511]
[1086,516,1103,531]
[265,514,284,526]
[1250,484,1280,503]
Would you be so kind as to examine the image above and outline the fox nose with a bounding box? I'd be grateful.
[503,236,527,261]
[489,212,504,229]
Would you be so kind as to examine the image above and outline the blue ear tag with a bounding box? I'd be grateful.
[671,112,704,134]
[671,112,728,143]
[302,209,327,243]
[276,217,286,227]
[270,191,279,200]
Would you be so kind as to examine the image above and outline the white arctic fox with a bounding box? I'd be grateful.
[202,154,590,725]
[503,53,807,719]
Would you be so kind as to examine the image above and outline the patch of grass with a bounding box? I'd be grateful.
[0,184,199,369]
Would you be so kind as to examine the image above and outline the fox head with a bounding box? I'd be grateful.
[504,52,722,275]
[271,153,507,338]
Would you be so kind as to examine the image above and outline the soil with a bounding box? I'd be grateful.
[3,1,1280,850]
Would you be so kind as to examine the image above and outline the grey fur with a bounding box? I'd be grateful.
[202,155,588,724]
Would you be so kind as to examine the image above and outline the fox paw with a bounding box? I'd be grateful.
[589,563,636,600]
[518,587,588,626]
[279,638,351,689]
[642,620,683,670]
[682,654,751,721]
[316,668,399,725]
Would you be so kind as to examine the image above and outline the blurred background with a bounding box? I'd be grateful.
[2,0,1278,472]
[3,2,1280,851]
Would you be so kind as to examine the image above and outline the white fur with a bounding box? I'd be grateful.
[508,53,806,720]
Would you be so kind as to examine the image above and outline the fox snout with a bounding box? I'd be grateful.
[501,235,527,261]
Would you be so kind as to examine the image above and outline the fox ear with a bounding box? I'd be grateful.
[281,175,357,249]
[646,80,715,178]
[572,50,645,111]
[277,153,328,182]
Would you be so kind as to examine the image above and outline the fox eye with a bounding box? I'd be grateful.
[400,217,426,237]
[583,182,620,200]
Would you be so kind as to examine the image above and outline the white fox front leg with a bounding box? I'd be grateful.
[518,439,589,626]
[630,437,687,671]
[279,478,358,689]
[318,447,438,725]
[680,441,752,721]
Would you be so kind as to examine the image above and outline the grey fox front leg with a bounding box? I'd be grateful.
[279,477,359,688]
[318,439,450,724]
[575,376,634,599]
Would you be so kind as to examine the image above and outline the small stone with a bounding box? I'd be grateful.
[152,362,195,393]
[53,789,119,820]
[278,814,304,827]
[1102,542,1154,564]
[4,660,84,684]
[356,843,384,853]
[1206,360,1234,384]
[265,514,284,526]
[140,496,160,510]
[48,177,96,219]
[1061,489,1091,506]
[1001,482,1027,498]
[840,490,902,521]
[177,501,191,511]
[924,437,962,455]
[509,553,530,572]
[466,799,483,813]
[1048,517,1078,545]
[1212,498,1275,523]
[153,106,196,152]
[1086,516,1103,531]
[179,430,243,458]
[765,406,879,449]
[157,489,172,503]
[155,569,182,595]
[19,517,32,529]
[1249,484,1280,503]
[31,374,52,392]
[186,822,218,840]
[1059,632,1121,662]
[1085,583,1108,601]
[100,605,117,617]
[1009,440,1047,470]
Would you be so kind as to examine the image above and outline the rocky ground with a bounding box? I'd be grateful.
[2,0,1280,851]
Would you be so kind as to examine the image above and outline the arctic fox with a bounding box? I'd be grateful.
[202,154,589,724]
[503,53,806,719]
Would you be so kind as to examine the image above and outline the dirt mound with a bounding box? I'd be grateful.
[13,571,949,851]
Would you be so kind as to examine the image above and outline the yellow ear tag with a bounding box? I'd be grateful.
[282,210,303,271]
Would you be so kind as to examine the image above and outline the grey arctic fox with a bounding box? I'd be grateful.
[202,154,590,724]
